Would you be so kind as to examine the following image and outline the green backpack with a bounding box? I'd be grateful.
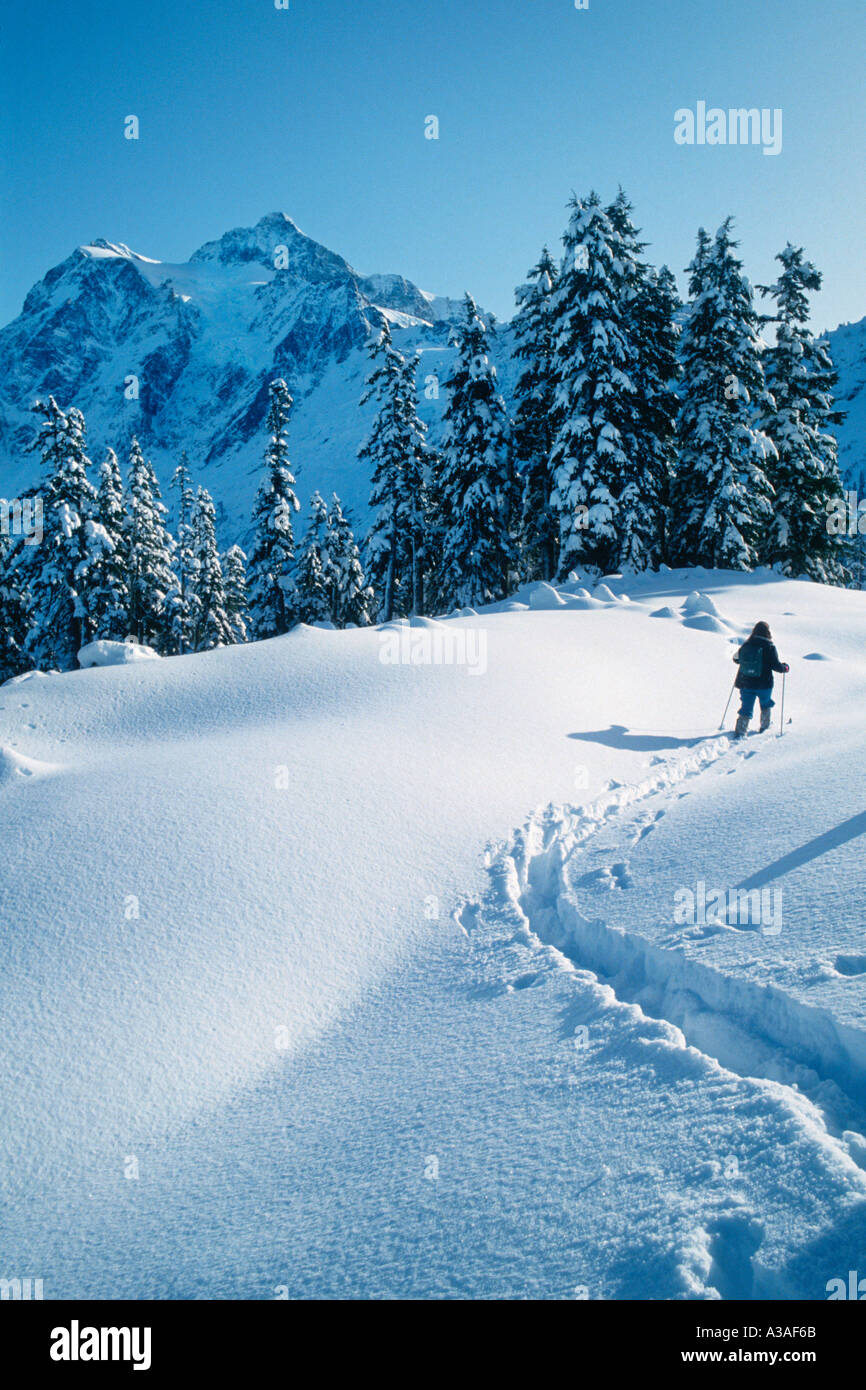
[738,641,765,679]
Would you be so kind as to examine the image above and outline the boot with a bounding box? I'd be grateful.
[759,706,772,733]
[734,712,750,738]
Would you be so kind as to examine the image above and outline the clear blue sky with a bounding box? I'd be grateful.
[1,0,863,333]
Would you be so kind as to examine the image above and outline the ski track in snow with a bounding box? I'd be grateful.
[459,730,866,1298]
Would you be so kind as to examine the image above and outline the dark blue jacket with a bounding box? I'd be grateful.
[733,636,787,690]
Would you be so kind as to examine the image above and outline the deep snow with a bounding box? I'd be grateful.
[1,567,865,1298]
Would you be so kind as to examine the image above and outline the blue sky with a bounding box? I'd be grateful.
[1,0,863,333]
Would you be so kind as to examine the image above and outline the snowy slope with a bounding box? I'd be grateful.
[1,567,865,1298]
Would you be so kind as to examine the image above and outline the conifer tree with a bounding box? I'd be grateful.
[248,379,300,638]
[295,491,331,624]
[435,294,514,607]
[512,247,560,580]
[0,520,29,682]
[325,493,374,627]
[87,447,130,640]
[21,398,100,669]
[360,323,413,622]
[189,487,233,650]
[170,452,197,653]
[125,437,180,649]
[549,193,651,576]
[670,220,776,569]
[758,244,848,583]
[222,545,250,644]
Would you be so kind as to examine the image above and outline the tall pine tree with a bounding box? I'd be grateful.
[360,323,415,621]
[512,247,560,580]
[22,398,101,669]
[758,244,848,583]
[295,491,331,625]
[125,437,180,649]
[435,294,514,608]
[670,220,776,569]
[189,487,233,650]
[222,544,250,644]
[549,193,643,577]
[170,452,197,653]
[248,379,300,638]
[325,494,374,627]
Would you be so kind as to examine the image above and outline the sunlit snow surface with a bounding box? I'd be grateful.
[1,567,865,1298]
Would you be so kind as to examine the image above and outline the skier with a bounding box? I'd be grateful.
[732,621,789,737]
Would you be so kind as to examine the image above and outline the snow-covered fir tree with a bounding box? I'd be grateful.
[170,452,198,653]
[0,518,29,682]
[248,379,300,638]
[189,487,233,650]
[124,437,180,649]
[758,244,848,583]
[325,493,374,627]
[20,398,100,670]
[512,247,560,580]
[360,322,415,622]
[398,350,433,615]
[670,220,776,569]
[435,294,514,608]
[295,491,331,625]
[87,447,130,640]
[549,193,644,577]
[222,544,250,644]
[606,190,682,569]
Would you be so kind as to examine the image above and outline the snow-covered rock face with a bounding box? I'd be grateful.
[0,214,507,542]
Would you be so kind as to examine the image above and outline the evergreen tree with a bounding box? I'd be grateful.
[512,247,560,580]
[360,322,414,621]
[20,398,100,669]
[189,487,233,650]
[87,447,130,640]
[549,193,644,576]
[435,294,514,608]
[125,437,180,649]
[758,244,848,583]
[222,545,250,644]
[325,494,374,627]
[248,379,300,638]
[170,452,197,653]
[0,519,29,682]
[398,351,433,615]
[295,491,331,624]
[670,220,776,569]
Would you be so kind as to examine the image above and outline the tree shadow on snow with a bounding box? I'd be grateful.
[736,810,866,890]
[568,725,716,752]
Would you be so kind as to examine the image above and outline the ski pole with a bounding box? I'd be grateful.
[778,671,786,738]
[719,679,736,731]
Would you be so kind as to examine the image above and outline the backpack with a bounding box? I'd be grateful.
[738,641,765,680]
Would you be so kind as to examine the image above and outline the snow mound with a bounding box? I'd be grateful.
[78,640,160,669]
[527,582,566,610]
[682,615,731,635]
[0,745,59,783]
[593,583,619,603]
[804,652,831,661]
[650,606,679,619]
[681,591,722,618]
[1,669,52,687]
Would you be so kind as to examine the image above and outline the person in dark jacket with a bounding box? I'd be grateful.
[733,621,789,736]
